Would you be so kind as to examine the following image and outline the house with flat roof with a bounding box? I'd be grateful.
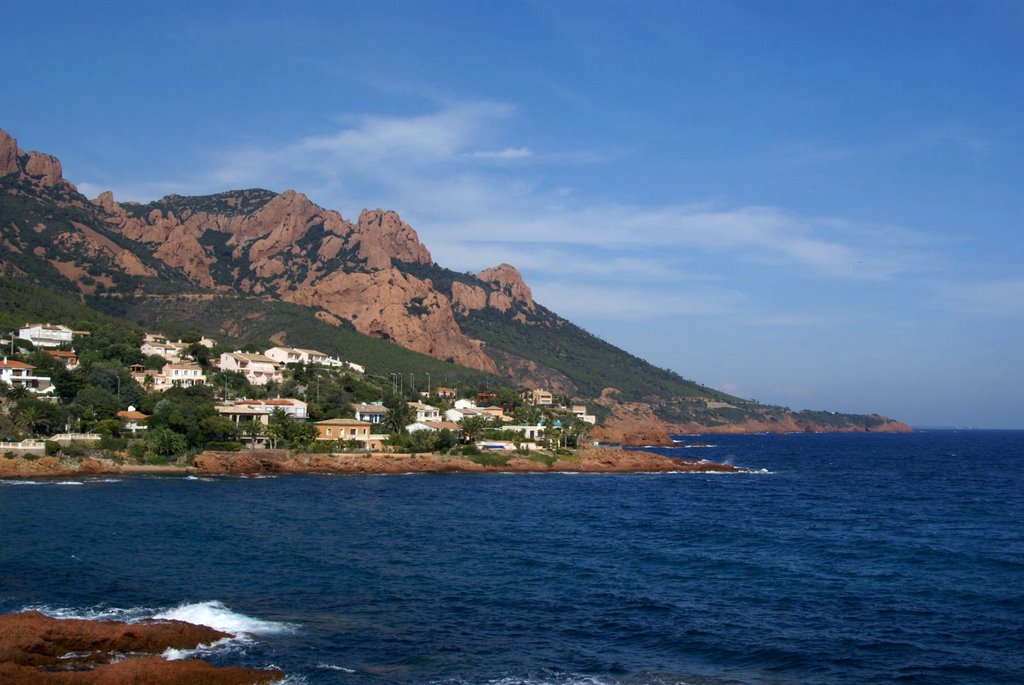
[524,389,554,406]
[18,323,73,348]
[215,398,308,425]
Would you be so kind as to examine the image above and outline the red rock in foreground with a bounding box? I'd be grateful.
[0,611,283,684]
[191,447,747,475]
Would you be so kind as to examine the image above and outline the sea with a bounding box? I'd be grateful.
[1,430,1022,685]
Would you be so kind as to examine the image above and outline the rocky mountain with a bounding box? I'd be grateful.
[0,129,910,436]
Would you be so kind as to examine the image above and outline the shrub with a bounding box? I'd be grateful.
[466,453,509,467]
[204,441,243,451]
[44,441,60,456]
[127,443,147,461]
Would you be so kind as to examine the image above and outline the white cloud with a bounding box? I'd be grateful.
[82,100,938,329]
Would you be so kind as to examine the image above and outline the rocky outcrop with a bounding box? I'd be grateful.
[0,129,19,176]
[450,280,488,314]
[286,267,497,371]
[353,209,432,270]
[0,129,66,189]
[477,263,535,313]
[193,448,747,475]
[592,388,912,445]
[23,152,63,187]
[592,391,678,446]
[0,611,284,684]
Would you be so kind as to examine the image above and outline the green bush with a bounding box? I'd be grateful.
[204,441,243,451]
[466,453,509,467]
[44,441,60,456]
[459,444,481,456]
[127,443,147,461]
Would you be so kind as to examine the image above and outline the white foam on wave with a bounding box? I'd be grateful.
[162,636,236,660]
[56,481,84,486]
[30,600,295,639]
[318,663,357,672]
[29,603,157,622]
[1,479,44,485]
[153,600,297,636]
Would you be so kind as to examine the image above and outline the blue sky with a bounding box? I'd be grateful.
[3,1,1022,427]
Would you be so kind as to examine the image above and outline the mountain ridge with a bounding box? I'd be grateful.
[0,128,910,438]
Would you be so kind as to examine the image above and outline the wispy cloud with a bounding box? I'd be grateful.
[84,100,939,327]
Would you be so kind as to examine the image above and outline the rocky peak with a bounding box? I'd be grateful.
[352,209,432,271]
[0,129,19,177]
[92,190,125,216]
[477,263,536,312]
[23,151,63,187]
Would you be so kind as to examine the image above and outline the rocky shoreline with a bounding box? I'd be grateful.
[0,448,748,479]
[0,611,283,684]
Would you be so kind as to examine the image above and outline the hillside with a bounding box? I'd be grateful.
[0,128,909,437]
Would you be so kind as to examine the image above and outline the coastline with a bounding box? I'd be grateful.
[0,448,748,479]
[0,611,283,684]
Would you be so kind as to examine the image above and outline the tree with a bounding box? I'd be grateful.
[382,394,413,435]
[433,428,456,453]
[291,422,318,451]
[459,415,487,444]
[267,408,292,449]
[146,427,186,457]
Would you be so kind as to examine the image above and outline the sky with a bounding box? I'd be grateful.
[2,1,1022,428]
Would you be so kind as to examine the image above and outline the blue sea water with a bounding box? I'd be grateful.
[1,430,1022,684]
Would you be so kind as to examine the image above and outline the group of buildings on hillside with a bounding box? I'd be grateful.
[3,323,595,453]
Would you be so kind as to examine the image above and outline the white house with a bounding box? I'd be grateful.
[215,398,308,425]
[159,362,207,390]
[505,424,547,441]
[406,420,461,434]
[141,339,188,361]
[264,346,345,368]
[408,401,440,423]
[572,405,597,425]
[117,407,149,434]
[18,323,73,348]
[445,406,484,422]
[353,402,388,424]
[219,352,283,386]
[0,358,53,395]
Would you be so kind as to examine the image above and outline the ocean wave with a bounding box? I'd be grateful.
[28,600,296,638]
[317,663,357,672]
[154,600,297,636]
[162,636,237,660]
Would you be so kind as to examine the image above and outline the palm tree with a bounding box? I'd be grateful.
[459,415,487,444]
[16,404,42,437]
